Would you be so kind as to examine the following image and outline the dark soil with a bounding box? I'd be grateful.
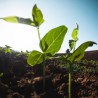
[0,49,98,98]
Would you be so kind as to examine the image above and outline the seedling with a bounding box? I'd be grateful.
[4,45,11,53]
[25,50,30,56]
[0,4,68,91]
[61,24,97,98]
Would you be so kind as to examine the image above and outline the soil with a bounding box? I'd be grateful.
[0,50,98,98]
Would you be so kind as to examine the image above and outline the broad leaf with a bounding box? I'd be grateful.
[1,16,35,26]
[27,50,44,66]
[72,24,78,40]
[32,4,44,26]
[68,41,97,63]
[40,25,68,55]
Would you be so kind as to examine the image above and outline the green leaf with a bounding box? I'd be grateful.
[1,16,35,26]
[72,24,78,40]
[4,45,11,53]
[32,4,44,26]
[68,41,97,63]
[69,40,75,50]
[27,50,44,66]
[40,25,68,55]
[5,48,11,53]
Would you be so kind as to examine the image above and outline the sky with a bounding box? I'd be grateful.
[0,0,98,53]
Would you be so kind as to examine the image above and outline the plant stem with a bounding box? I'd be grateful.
[36,26,46,92]
[68,64,72,98]
[37,26,41,42]
[43,53,46,92]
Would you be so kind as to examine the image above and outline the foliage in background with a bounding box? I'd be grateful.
[4,45,12,53]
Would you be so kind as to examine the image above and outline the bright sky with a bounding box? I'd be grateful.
[0,0,98,53]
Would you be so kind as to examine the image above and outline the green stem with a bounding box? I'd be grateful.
[37,26,41,42]
[36,26,46,91]
[43,53,46,91]
[68,64,72,98]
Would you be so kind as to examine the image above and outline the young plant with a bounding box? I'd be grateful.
[62,24,97,98]
[0,4,68,91]
[4,45,12,53]
[25,50,30,56]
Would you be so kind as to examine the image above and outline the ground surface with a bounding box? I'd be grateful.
[0,49,98,98]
